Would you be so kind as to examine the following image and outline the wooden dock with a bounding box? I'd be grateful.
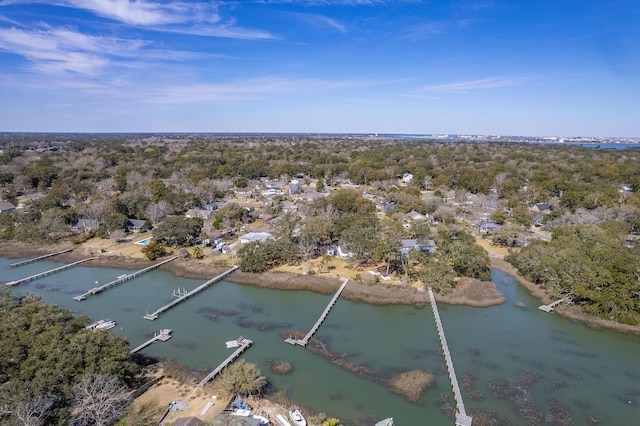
[5,257,97,286]
[9,248,74,268]
[285,278,349,347]
[130,329,172,354]
[143,266,238,320]
[73,256,178,301]
[197,336,253,387]
[538,296,570,312]
[428,287,472,426]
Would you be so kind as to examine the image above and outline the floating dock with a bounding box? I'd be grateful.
[5,257,97,286]
[285,278,349,347]
[538,296,570,312]
[8,248,74,268]
[197,336,253,387]
[73,256,178,301]
[428,287,472,426]
[143,266,238,320]
[130,329,172,354]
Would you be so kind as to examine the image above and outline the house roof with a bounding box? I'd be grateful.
[0,201,16,211]
[172,417,207,426]
[240,232,273,243]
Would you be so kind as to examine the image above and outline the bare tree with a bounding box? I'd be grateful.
[0,388,49,426]
[70,374,130,426]
[145,200,173,225]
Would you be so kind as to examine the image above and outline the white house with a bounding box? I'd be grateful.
[239,232,273,244]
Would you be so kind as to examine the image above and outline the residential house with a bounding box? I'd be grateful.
[204,200,227,211]
[406,210,428,221]
[231,188,253,198]
[478,222,502,233]
[185,209,212,220]
[0,201,16,214]
[533,215,543,227]
[127,218,148,232]
[327,244,354,259]
[239,232,273,244]
[401,172,414,184]
[533,202,552,213]
[400,239,437,256]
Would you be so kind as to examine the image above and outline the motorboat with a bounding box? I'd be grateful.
[94,319,116,330]
[288,408,307,426]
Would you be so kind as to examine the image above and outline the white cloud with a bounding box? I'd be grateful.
[420,76,530,93]
[0,26,208,76]
[0,0,277,39]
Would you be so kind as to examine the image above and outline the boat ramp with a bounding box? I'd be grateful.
[8,248,74,268]
[285,278,349,347]
[73,256,178,301]
[143,266,238,320]
[428,286,472,426]
[197,336,253,387]
[130,329,172,354]
[5,257,97,286]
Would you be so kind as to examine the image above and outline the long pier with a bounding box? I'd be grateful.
[285,278,349,347]
[73,256,178,301]
[9,248,74,268]
[197,336,253,387]
[130,329,172,354]
[143,266,238,320]
[5,257,97,286]
[428,287,472,426]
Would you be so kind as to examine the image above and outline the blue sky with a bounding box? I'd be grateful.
[0,0,639,136]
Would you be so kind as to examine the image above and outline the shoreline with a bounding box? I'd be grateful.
[2,240,639,336]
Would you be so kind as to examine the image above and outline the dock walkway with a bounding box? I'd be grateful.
[9,249,74,268]
[5,257,97,286]
[143,266,238,320]
[285,278,349,347]
[130,329,172,354]
[538,296,571,312]
[428,287,472,426]
[73,256,178,301]
[197,336,253,387]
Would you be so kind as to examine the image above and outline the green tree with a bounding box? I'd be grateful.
[216,359,266,397]
[152,216,203,247]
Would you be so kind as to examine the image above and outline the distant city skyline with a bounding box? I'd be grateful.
[1,1,639,137]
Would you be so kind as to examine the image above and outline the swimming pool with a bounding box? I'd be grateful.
[135,238,151,245]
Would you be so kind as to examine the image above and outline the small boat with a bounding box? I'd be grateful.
[288,408,306,426]
[94,319,116,330]
[226,339,241,348]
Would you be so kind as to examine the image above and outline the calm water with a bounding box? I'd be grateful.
[2,257,639,425]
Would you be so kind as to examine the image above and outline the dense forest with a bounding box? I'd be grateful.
[0,134,639,325]
[0,288,139,425]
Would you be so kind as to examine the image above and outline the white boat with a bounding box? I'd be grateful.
[226,339,241,348]
[288,408,306,426]
[94,319,116,330]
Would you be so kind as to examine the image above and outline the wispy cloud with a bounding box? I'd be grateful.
[257,1,399,5]
[0,26,207,76]
[287,11,347,32]
[0,0,277,39]
[146,76,382,104]
[420,76,531,93]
